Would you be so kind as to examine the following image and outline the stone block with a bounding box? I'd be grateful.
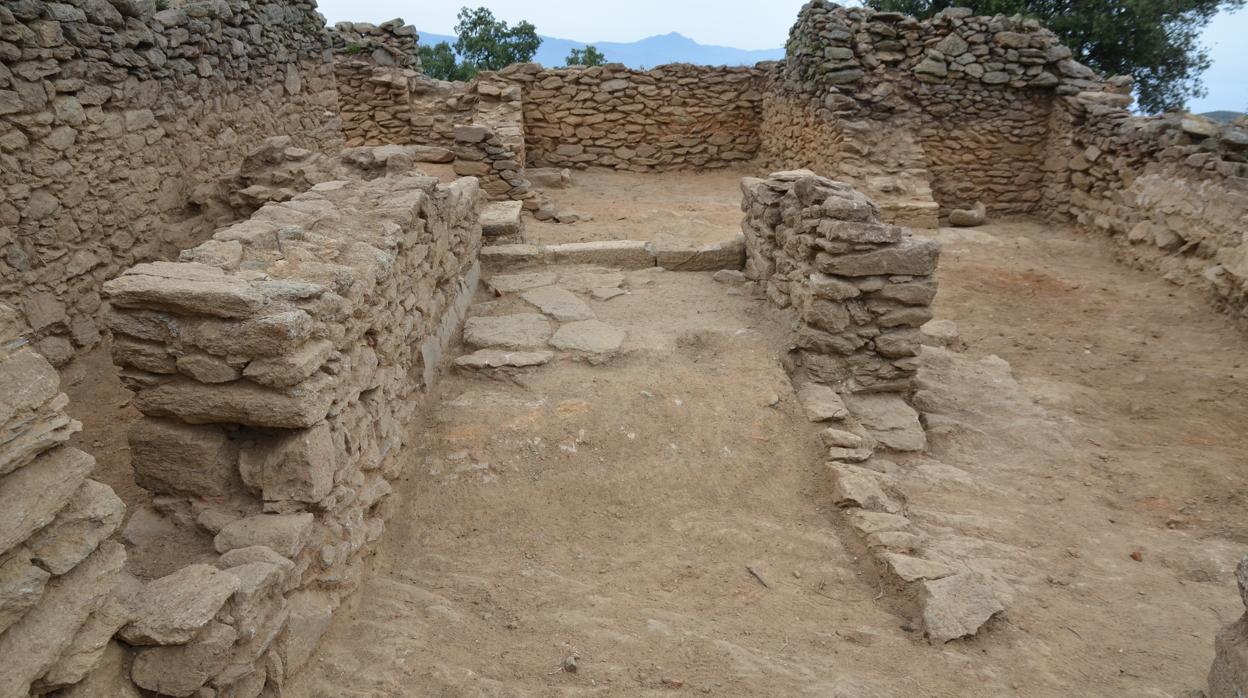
[815,238,941,277]
[919,572,1005,644]
[243,339,335,388]
[214,514,314,558]
[521,286,595,322]
[797,383,849,422]
[128,418,240,498]
[103,263,267,319]
[131,621,237,697]
[0,445,94,554]
[24,480,124,575]
[480,200,524,237]
[0,550,50,636]
[843,393,927,451]
[547,240,655,269]
[132,374,336,428]
[464,314,553,350]
[238,423,336,504]
[120,564,241,646]
[653,236,746,271]
[827,463,902,514]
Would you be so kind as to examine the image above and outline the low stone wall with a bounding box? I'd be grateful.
[498,62,765,172]
[335,62,418,147]
[0,311,127,696]
[1,0,343,367]
[97,167,481,695]
[742,170,939,393]
[1043,97,1248,327]
[327,19,420,69]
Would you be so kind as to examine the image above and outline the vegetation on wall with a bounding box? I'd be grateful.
[864,0,1246,113]
[566,45,608,67]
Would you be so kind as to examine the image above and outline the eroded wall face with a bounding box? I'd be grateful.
[0,0,343,367]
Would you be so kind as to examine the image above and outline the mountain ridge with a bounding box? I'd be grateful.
[416,30,785,69]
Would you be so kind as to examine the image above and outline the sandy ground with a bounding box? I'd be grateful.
[64,170,1248,696]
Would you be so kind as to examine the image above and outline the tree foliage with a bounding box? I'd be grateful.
[452,6,541,78]
[418,41,472,81]
[566,45,608,67]
[863,0,1245,113]
[417,7,541,82]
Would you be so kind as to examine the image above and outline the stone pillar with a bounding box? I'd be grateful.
[741,170,940,393]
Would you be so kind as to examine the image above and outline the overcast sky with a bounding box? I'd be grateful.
[315,1,1246,112]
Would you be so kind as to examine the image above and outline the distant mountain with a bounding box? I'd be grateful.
[416,30,784,70]
[1200,110,1245,124]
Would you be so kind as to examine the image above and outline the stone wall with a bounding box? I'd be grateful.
[1043,96,1248,327]
[96,155,481,695]
[0,306,127,697]
[759,2,1093,221]
[1,0,343,367]
[334,61,417,146]
[742,170,939,393]
[327,19,419,70]
[498,62,765,172]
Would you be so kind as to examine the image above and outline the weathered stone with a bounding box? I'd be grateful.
[521,286,595,322]
[480,200,524,237]
[0,550,50,636]
[129,418,240,498]
[243,339,334,388]
[103,264,267,319]
[827,463,902,513]
[843,393,927,452]
[33,587,132,691]
[653,236,746,271]
[214,513,314,558]
[24,479,124,575]
[797,383,849,421]
[57,641,141,698]
[0,445,94,554]
[0,542,125,696]
[948,201,986,227]
[132,374,335,428]
[549,320,626,355]
[277,590,333,675]
[548,240,655,269]
[464,314,553,350]
[485,271,558,294]
[120,565,241,646]
[455,349,554,369]
[816,238,940,277]
[878,552,956,585]
[176,353,242,383]
[920,572,1005,644]
[238,423,335,503]
[131,621,237,696]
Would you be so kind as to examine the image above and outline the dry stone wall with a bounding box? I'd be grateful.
[1043,97,1248,327]
[0,307,128,697]
[97,157,481,695]
[326,19,419,70]
[1,0,343,368]
[742,170,939,393]
[498,62,764,172]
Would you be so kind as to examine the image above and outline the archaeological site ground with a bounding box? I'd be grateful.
[2,0,1248,696]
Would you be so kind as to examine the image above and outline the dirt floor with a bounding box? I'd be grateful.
[67,168,1248,696]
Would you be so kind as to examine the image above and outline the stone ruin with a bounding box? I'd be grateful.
[1,0,1247,695]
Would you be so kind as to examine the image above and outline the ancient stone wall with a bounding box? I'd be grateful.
[1043,96,1248,327]
[96,157,481,695]
[742,170,939,393]
[1,0,343,368]
[334,61,417,146]
[0,306,128,697]
[498,62,765,172]
[759,2,1089,221]
[326,19,419,70]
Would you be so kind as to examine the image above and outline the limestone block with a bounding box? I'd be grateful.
[33,589,132,691]
[243,339,335,388]
[919,572,1005,644]
[129,418,240,498]
[549,320,626,355]
[24,479,124,575]
[455,349,554,369]
[119,564,241,646]
[653,236,747,271]
[827,463,902,514]
[0,550,50,636]
[480,200,524,237]
[521,286,595,322]
[103,263,267,319]
[214,514,315,558]
[547,240,655,269]
[815,238,941,277]
[485,271,558,295]
[797,383,849,422]
[843,393,927,452]
[132,374,336,429]
[238,423,336,504]
[464,314,553,350]
[0,446,94,554]
[131,621,237,696]
[57,642,141,698]
[277,590,334,675]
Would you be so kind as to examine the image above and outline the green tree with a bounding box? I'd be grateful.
[863,0,1245,113]
[566,45,607,67]
[418,41,472,81]
[452,6,541,78]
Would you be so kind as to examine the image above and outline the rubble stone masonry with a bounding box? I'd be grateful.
[0,0,343,368]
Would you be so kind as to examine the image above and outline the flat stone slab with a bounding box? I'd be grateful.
[547,241,654,269]
[481,201,524,237]
[797,383,849,422]
[521,286,595,322]
[843,393,927,452]
[549,320,625,354]
[653,235,746,271]
[455,349,554,369]
[591,287,626,301]
[555,268,625,293]
[485,272,557,295]
[920,572,1005,644]
[463,314,553,350]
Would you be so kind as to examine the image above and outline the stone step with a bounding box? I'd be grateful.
[479,237,745,273]
[480,201,524,238]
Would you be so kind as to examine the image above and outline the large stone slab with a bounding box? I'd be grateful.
[549,320,626,355]
[480,200,524,237]
[0,550,50,636]
[485,271,557,295]
[815,238,940,277]
[132,374,335,429]
[653,235,746,271]
[129,418,240,498]
[214,513,314,558]
[843,393,927,452]
[521,286,595,322]
[547,240,655,269]
[103,263,267,319]
[480,244,543,271]
[919,572,1005,644]
[797,383,849,422]
[455,349,554,369]
[24,480,124,575]
[463,314,553,350]
[131,621,237,697]
[0,445,94,554]
[119,564,241,646]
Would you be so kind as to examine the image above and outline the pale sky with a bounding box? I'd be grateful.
[315,0,1247,112]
